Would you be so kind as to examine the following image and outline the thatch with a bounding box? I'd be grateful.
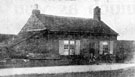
[20,14,118,36]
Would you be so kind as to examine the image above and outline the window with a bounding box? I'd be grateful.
[63,40,75,55]
[99,41,114,55]
[103,43,109,55]
[59,40,80,56]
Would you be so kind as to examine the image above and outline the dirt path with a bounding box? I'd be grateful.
[0,63,135,76]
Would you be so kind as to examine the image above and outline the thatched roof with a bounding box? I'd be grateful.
[20,13,118,36]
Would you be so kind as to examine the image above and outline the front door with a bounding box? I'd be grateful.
[88,41,98,62]
[89,42,96,56]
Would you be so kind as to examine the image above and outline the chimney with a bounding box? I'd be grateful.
[93,6,101,21]
[32,4,40,15]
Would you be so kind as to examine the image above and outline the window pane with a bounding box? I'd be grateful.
[70,49,74,55]
[102,41,108,45]
[64,40,69,44]
[64,45,69,49]
[70,45,74,49]
[70,40,75,45]
[64,49,69,55]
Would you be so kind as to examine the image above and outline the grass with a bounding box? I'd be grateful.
[2,66,135,77]
[0,58,98,68]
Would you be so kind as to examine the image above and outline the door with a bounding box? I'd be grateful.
[89,42,96,56]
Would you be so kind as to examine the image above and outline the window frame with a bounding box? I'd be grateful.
[63,40,76,55]
[99,41,114,55]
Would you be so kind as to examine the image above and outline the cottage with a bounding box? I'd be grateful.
[14,5,118,65]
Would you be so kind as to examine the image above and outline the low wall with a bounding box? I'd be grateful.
[114,40,135,63]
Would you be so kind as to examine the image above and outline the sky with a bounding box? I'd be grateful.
[0,0,135,40]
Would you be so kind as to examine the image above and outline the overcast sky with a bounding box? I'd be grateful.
[0,0,135,40]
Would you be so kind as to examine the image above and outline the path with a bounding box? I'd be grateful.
[0,63,135,76]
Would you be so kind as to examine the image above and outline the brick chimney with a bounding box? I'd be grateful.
[32,4,40,15]
[93,6,101,21]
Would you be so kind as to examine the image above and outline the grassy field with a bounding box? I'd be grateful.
[2,66,135,77]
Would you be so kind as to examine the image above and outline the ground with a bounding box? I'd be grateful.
[0,64,135,77]
[2,67,135,77]
[5,68,135,77]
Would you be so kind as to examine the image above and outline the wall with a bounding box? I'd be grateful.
[114,40,135,63]
[15,32,59,59]
[13,31,117,65]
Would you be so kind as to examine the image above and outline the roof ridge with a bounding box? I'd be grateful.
[39,14,94,20]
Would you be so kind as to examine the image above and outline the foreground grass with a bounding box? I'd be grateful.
[3,67,135,77]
